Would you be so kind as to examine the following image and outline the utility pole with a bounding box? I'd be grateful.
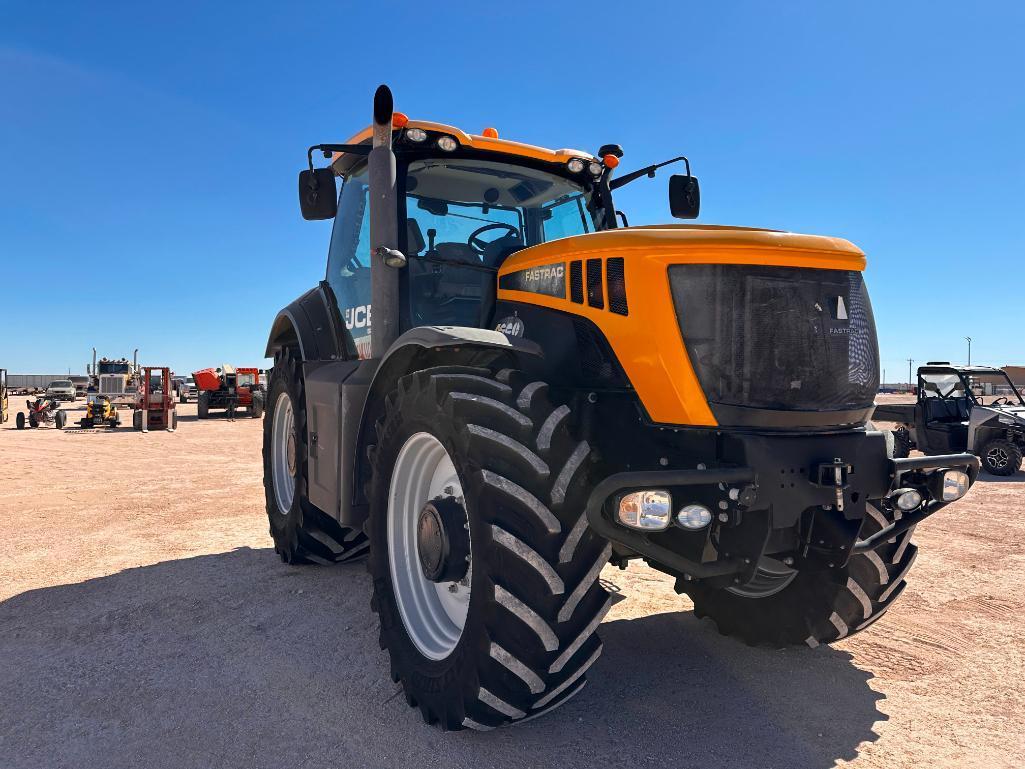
[965,336,972,366]
[907,358,914,393]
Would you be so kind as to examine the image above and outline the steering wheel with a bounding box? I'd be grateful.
[467,223,520,256]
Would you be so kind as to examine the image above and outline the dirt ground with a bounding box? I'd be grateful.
[1,395,1023,769]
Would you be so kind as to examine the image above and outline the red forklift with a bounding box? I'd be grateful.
[132,367,178,432]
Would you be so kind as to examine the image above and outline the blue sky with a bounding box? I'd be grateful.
[1,1,1022,382]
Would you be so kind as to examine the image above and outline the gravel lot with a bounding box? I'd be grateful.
[1,396,1022,768]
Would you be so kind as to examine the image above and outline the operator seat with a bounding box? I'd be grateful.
[481,234,524,269]
[410,241,487,327]
[921,396,970,453]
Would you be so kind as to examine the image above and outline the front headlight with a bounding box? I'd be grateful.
[616,490,672,531]
[939,469,970,501]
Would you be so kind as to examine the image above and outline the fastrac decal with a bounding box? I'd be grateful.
[498,262,566,299]
[827,295,851,335]
[495,315,524,337]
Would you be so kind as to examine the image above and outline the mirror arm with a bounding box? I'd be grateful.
[610,155,691,190]
[306,143,373,172]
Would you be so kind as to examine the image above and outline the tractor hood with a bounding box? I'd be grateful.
[495,224,875,428]
[499,224,866,280]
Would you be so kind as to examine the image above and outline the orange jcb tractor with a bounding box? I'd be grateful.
[194,366,265,419]
[260,85,981,730]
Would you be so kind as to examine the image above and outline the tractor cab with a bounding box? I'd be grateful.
[302,116,698,360]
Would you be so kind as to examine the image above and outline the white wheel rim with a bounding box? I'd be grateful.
[388,432,471,660]
[271,391,297,513]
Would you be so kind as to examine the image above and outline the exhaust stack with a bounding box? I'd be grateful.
[368,84,400,359]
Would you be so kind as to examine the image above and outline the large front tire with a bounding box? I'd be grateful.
[262,348,368,565]
[367,368,610,730]
[676,501,918,647]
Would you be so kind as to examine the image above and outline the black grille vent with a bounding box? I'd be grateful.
[586,258,604,309]
[573,319,616,381]
[569,260,584,303]
[606,257,628,315]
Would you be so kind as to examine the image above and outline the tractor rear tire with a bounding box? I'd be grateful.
[251,391,265,419]
[133,411,142,430]
[197,392,209,419]
[55,411,66,430]
[367,367,610,730]
[263,348,368,565]
[980,438,1023,476]
[16,413,25,430]
[676,500,918,647]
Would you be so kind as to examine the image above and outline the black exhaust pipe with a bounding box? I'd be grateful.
[369,84,401,359]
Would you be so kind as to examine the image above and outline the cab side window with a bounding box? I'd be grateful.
[326,167,373,359]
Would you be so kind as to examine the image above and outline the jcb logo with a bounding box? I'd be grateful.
[525,265,564,282]
[344,305,372,330]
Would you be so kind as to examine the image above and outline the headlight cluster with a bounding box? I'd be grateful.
[616,490,712,532]
[403,127,458,153]
[566,157,605,178]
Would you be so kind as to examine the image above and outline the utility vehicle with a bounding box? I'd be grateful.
[874,363,1025,476]
[262,85,980,730]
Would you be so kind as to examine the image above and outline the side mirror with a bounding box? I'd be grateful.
[669,174,700,219]
[298,168,338,220]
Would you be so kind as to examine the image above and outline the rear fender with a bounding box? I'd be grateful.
[264,281,355,362]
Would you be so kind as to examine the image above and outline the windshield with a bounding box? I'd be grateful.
[98,362,130,375]
[403,158,596,257]
[237,373,257,386]
[964,372,1025,406]
[49,381,72,388]
[402,158,597,326]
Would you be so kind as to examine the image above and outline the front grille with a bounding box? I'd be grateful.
[669,265,879,413]
[98,376,125,395]
[569,260,584,303]
[586,258,603,309]
[606,257,628,315]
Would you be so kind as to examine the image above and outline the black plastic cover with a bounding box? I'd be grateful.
[669,265,879,415]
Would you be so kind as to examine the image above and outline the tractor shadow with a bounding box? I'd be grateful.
[0,548,883,769]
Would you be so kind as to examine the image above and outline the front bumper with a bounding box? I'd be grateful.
[586,436,979,587]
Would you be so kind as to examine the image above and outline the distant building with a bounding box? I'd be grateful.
[1005,366,1025,387]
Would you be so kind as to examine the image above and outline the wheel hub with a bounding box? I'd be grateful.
[286,433,297,476]
[987,447,1008,468]
[417,497,470,583]
[726,557,798,598]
